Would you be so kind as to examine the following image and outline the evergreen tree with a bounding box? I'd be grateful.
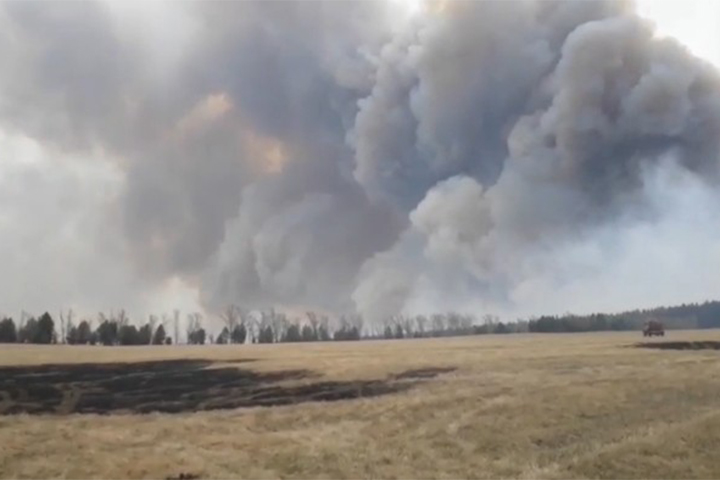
[138,324,153,345]
[216,327,230,344]
[77,320,92,345]
[283,324,302,342]
[231,324,247,344]
[188,328,206,345]
[318,325,331,341]
[0,318,17,343]
[152,324,167,345]
[301,324,316,342]
[494,322,510,334]
[18,317,38,343]
[119,325,140,345]
[384,325,394,339]
[36,313,55,344]
[258,326,274,344]
[66,325,79,344]
[97,320,119,346]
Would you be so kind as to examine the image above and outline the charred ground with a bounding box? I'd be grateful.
[0,358,454,415]
[635,340,720,350]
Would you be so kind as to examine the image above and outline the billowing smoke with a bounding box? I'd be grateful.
[352,0,720,321]
[0,0,719,323]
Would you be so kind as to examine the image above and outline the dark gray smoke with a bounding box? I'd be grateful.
[1,0,719,322]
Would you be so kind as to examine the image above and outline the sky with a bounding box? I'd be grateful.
[635,0,720,68]
[0,0,719,328]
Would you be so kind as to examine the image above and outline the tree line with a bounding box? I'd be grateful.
[1,300,718,345]
[0,308,518,345]
[0,310,174,345]
[525,300,720,333]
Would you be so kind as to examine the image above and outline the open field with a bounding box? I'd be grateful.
[2,331,720,479]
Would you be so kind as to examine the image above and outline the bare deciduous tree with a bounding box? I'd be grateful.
[482,314,499,327]
[246,311,259,344]
[59,308,74,344]
[415,315,428,336]
[306,311,319,338]
[337,314,350,332]
[447,312,462,332]
[221,305,241,333]
[161,313,171,332]
[173,309,180,345]
[431,313,447,333]
[460,314,475,330]
[400,315,415,337]
[318,315,331,341]
[269,310,288,343]
[20,310,31,329]
[380,316,394,336]
[348,314,364,337]
[148,315,158,344]
[112,309,130,329]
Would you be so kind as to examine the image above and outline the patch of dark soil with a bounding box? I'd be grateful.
[635,341,720,350]
[166,473,200,480]
[0,359,455,416]
[392,367,456,380]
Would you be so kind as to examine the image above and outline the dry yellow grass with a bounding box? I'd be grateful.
[2,330,720,479]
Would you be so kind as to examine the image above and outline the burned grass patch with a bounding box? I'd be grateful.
[634,341,720,351]
[0,359,453,416]
[392,367,456,380]
[165,473,200,480]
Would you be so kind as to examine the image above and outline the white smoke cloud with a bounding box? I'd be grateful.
[351,1,720,322]
[0,131,200,320]
[366,155,720,322]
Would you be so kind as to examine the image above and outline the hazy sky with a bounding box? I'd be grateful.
[0,0,719,325]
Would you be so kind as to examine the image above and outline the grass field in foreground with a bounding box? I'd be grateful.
[1,330,720,479]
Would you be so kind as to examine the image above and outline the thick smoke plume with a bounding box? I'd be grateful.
[0,0,719,324]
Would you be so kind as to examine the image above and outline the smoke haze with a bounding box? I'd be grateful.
[0,0,719,325]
